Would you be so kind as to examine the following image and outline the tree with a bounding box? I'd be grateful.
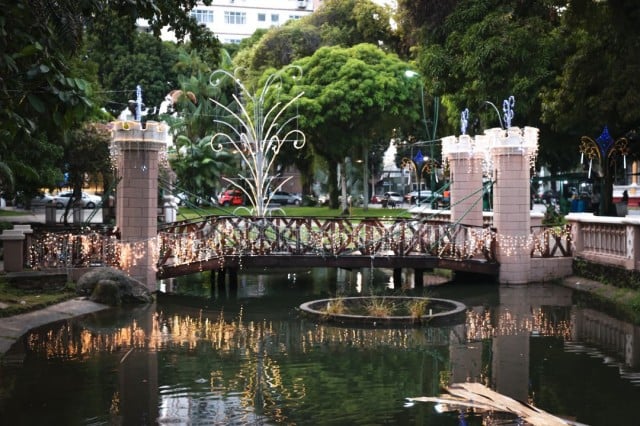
[60,122,112,224]
[164,55,236,202]
[541,1,640,140]
[233,0,398,87]
[250,23,322,72]
[400,0,572,174]
[537,1,640,215]
[282,43,421,210]
[169,135,234,205]
[0,0,220,199]
[308,0,398,50]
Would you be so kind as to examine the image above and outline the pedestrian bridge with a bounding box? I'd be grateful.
[25,214,573,284]
[156,215,502,279]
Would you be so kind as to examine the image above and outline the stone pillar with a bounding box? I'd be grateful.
[489,127,539,284]
[13,225,33,268]
[0,229,26,272]
[112,120,168,290]
[442,134,484,227]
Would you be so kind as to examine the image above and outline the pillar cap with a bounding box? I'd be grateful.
[0,230,25,240]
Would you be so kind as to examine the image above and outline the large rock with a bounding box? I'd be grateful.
[76,267,154,306]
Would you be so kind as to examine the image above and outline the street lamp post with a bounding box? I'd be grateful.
[414,149,424,204]
[404,70,440,197]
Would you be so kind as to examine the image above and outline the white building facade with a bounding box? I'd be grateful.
[172,0,320,44]
[140,1,397,44]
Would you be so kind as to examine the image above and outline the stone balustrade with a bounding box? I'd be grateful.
[567,212,640,270]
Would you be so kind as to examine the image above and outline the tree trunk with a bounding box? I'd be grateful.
[328,161,339,209]
[340,160,349,214]
[602,166,615,216]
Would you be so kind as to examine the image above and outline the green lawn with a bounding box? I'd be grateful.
[0,209,30,217]
[0,280,76,318]
[174,205,413,221]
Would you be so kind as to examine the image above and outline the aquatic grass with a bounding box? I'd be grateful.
[363,297,396,317]
[407,299,429,319]
[324,297,346,316]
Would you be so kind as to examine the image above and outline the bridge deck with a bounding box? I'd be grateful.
[158,254,499,278]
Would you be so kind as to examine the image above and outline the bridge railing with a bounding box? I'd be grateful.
[156,216,498,269]
[26,216,578,273]
[29,228,121,269]
[529,224,573,258]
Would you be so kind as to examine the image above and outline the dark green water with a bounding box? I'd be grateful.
[1,267,639,425]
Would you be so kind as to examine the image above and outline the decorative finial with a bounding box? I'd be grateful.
[135,85,143,122]
[413,149,424,166]
[502,96,515,128]
[460,108,469,135]
[596,125,614,158]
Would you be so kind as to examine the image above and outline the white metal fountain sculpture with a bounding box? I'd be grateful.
[208,67,306,217]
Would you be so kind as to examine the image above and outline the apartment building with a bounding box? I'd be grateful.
[146,0,320,44]
[140,1,395,44]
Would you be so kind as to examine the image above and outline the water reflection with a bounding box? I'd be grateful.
[2,269,640,425]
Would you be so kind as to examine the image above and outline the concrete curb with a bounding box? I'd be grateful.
[0,298,109,355]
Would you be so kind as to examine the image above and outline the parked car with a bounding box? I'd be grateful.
[13,192,54,209]
[317,194,329,206]
[265,191,302,206]
[370,194,382,204]
[175,192,216,207]
[382,192,404,207]
[218,189,244,206]
[403,190,441,204]
[52,191,102,209]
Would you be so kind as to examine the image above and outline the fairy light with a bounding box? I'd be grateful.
[30,214,571,274]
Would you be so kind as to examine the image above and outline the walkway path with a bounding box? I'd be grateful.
[1,206,104,224]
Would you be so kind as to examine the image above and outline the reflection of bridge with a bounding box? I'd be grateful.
[156,215,499,281]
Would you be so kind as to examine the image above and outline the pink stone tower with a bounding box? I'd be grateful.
[112,120,168,290]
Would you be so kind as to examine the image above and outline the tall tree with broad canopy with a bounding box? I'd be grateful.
[234,0,398,86]
[60,122,113,224]
[540,0,640,215]
[398,0,569,171]
[1,0,219,199]
[230,1,400,201]
[274,43,422,210]
[541,0,640,146]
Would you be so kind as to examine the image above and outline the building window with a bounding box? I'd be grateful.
[224,11,246,25]
[271,14,279,23]
[289,15,302,20]
[191,9,214,24]
[257,13,266,22]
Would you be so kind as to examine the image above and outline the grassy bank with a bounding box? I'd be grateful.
[0,279,76,318]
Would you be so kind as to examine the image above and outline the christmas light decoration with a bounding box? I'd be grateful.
[208,66,306,217]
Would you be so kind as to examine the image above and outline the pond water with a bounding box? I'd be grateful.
[1,267,640,425]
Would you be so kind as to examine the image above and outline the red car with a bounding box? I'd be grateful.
[218,189,244,206]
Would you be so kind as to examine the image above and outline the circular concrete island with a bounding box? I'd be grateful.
[299,296,467,326]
